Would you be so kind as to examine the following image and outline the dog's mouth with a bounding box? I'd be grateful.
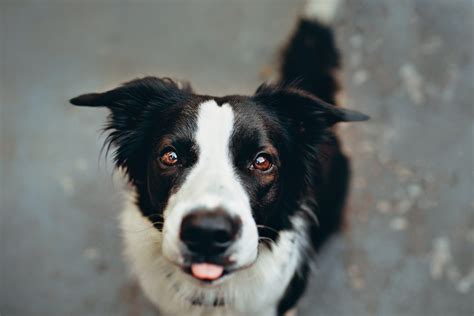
[180,258,255,284]
[184,263,227,282]
[181,254,237,283]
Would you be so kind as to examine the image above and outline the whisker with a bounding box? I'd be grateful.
[149,221,164,226]
[258,236,275,246]
[144,213,164,219]
[256,225,279,234]
[123,221,164,233]
[300,204,319,227]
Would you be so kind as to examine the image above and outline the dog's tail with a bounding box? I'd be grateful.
[279,0,353,252]
[279,0,342,105]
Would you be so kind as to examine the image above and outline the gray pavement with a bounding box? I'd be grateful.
[1,1,473,315]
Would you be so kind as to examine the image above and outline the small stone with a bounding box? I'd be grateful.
[400,63,424,106]
[407,184,423,198]
[347,264,365,290]
[420,36,443,55]
[353,70,369,85]
[456,269,474,294]
[392,164,414,182]
[83,247,100,261]
[349,34,363,48]
[376,200,391,214]
[430,237,451,280]
[58,175,74,195]
[390,217,408,231]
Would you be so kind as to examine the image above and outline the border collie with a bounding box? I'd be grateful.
[70,6,368,316]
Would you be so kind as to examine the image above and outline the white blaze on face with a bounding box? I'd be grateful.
[162,100,258,267]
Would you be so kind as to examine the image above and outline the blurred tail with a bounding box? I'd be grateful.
[279,1,350,253]
[279,0,342,104]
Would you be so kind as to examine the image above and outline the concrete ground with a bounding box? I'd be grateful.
[1,1,473,315]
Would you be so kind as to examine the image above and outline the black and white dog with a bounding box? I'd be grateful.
[70,7,368,316]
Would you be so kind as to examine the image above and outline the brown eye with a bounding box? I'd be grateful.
[160,150,178,166]
[251,154,273,172]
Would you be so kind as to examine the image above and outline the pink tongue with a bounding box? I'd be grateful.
[191,263,224,280]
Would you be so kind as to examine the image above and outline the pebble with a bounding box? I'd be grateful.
[392,164,414,182]
[58,175,75,195]
[456,269,474,294]
[349,34,363,48]
[390,217,408,231]
[407,184,423,198]
[430,237,451,280]
[83,247,100,261]
[420,36,443,54]
[376,200,391,214]
[347,264,366,290]
[353,70,369,85]
[400,63,424,106]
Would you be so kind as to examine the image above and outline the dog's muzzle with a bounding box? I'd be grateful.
[179,208,242,281]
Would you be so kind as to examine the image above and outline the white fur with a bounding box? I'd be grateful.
[304,0,341,24]
[121,193,307,316]
[162,100,258,269]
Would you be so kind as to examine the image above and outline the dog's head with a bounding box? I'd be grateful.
[71,77,367,283]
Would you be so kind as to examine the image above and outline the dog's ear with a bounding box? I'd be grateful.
[253,84,369,127]
[70,77,193,171]
[70,76,192,133]
[70,76,193,109]
[70,92,107,107]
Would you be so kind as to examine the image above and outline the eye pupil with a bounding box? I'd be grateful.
[160,150,178,166]
[252,154,272,171]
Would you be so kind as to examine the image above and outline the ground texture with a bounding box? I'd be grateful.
[1,1,473,315]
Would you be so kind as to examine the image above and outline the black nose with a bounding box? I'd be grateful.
[180,209,241,256]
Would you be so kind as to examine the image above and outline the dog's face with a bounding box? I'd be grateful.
[71,77,367,283]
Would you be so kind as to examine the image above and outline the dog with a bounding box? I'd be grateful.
[70,7,368,316]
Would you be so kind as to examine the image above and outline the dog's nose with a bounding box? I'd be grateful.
[180,209,241,256]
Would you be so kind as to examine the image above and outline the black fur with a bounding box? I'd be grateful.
[275,19,363,314]
[70,18,368,316]
[280,19,341,104]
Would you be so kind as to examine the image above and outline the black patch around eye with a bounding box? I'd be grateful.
[155,137,197,169]
[118,96,207,230]
[172,139,198,168]
[231,133,264,169]
[226,100,315,244]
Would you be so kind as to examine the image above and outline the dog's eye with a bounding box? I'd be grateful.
[160,150,179,166]
[251,154,273,172]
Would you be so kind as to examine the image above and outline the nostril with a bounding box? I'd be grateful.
[214,229,232,245]
[181,226,200,244]
[179,209,241,256]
